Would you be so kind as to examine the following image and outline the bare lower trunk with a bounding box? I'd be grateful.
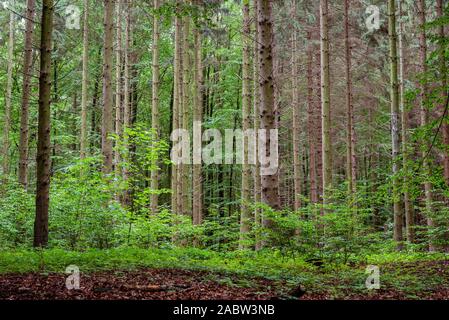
[80,0,89,160]
[181,13,191,216]
[240,0,252,247]
[150,0,161,214]
[417,0,434,252]
[388,0,403,249]
[307,30,318,205]
[171,1,183,213]
[344,0,356,195]
[398,0,414,243]
[437,0,449,187]
[291,0,301,211]
[253,0,261,250]
[1,3,14,182]
[101,0,115,173]
[192,0,203,224]
[18,0,36,188]
[258,0,280,213]
[34,0,54,248]
[114,0,122,173]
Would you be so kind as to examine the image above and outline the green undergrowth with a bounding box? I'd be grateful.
[0,247,447,298]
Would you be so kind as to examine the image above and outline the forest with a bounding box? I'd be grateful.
[0,0,448,301]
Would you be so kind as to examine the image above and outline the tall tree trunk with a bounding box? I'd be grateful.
[388,0,403,248]
[307,30,318,205]
[114,0,123,170]
[344,0,356,195]
[123,0,131,130]
[80,0,89,159]
[253,0,262,250]
[291,0,301,211]
[437,0,449,187]
[240,0,252,247]
[181,11,191,216]
[314,47,323,201]
[171,1,182,213]
[101,0,115,173]
[192,0,203,225]
[34,0,54,248]
[258,0,280,213]
[18,0,36,188]
[398,0,414,243]
[1,1,15,183]
[151,0,161,213]
[122,0,132,203]
[320,0,332,206]
[417,0,434,251]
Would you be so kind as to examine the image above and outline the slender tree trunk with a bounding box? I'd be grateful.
[240,0,252,247]
[101,0,115,173]
[151,0,161,213]
[80,0,89,159]
[18,0,36,188]
[291,0,301,211]
[123,0,131,130]
[114,0,123,170]
[253,0,261,250]
[388,0,403,248]
[437,0,449,187]
[320,0,332,207]
[344,0,356,195]
[398,0,414,243]
[314,47,323,202]
[437,0,449,186]
[34,0,54,248]
[181,11,191,216]
[122,0,132,203]
[192,0,203,224]
[307,30,318,205]
[258,0,280,213]
[171,1,182,213]
[1,1,15,183]
[417,0,434,252]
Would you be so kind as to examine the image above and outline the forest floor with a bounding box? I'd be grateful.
[0,248,448,300]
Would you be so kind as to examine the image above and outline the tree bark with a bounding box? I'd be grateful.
[291,0,301,211]
[307,30,318,205]
[417,0,434,252]
[437,0,449,187]
[388,0,403,248]
[101,0,115,173]
[253,0,262,250]
[181,11,191,216]
[320,0,332,206]
[257,0,280,212]
[80,0,89,160]
[114,0,123,171]
[192,0,203,224]
[344,0,356,195]
[150,0,161,214]
[171,1,182,213]
[1,1,15,183]
[398,0,414,243]
[34,0,54,248]
[18,0,36,188]
[240,0,252,247]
